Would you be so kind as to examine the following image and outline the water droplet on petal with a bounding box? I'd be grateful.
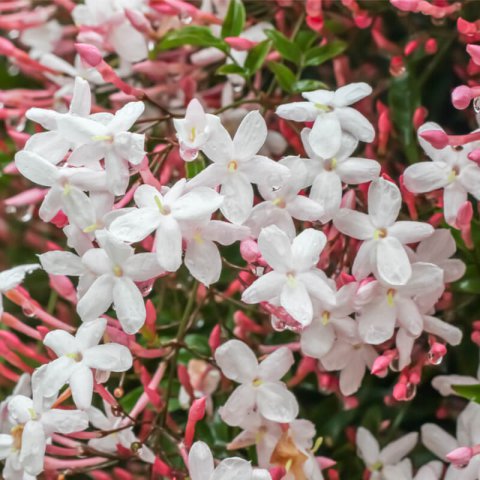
[179,11,193,24]
[474,97,480,114]
[404,382,417,400]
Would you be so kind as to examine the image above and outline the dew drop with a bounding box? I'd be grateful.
[22,305,36,318]
[474,97,480,114]
[179,11,193,24]
[404,382,417,401]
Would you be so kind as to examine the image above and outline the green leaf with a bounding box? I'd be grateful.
[244,40,271,75]
[268,62,296,93]
[292,79,328,93]
[304,40,347,67]
[294,30,318,51]
[119,386,144,411]
[216,64,246,76]
[221,0,246,38]
[452,384,480,403]
[186,157,206,179]
[158,26,229,53]
[388,71,420,164]
[265,29,302,65]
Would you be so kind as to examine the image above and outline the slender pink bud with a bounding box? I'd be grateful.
[240,237,261,263]
[404,39,420,56]
[413,106,428,130]
[184,397,206,448]
[208,324,221,354]
[452,85,473,110]
[419,130,449,149]
[424,38,437,54]
[446,446,473,467]
[458,18,477,36]
[224,37,257,51]
[468,148,480,165]
[269,467,287,480]
[75,43,103,66]
[457,201,473,249]
[467,44,480,66]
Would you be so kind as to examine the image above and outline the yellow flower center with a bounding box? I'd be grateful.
[387,288,396,307]
[11,425,24,451]
[189,127,196,142]
[321,311,330,325]
[154,195,169,215]
[252,378,263,387]
[113,265,123,277]
[227,160,238,172]
[272,197,286,208]
[373,228,387,240]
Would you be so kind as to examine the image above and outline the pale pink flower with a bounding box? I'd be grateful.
[334,177,434,285]
[404,122,480,227]
[242,226,335,326]
[356,426,418,480]
[215,340,298,426]
[276,83,375,158]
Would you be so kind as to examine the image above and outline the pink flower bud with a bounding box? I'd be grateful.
[208,324,222,354]
[424,38,438,54]
[468,148,480,164]
[75,43,103,67]
[467,44,480,66]
[404,39,420,56]
[419,129,449,149]
[446,446,473,467]
[458,18,477,36]
[224,37,257,51]
[240,237,261,263]
[390,0,420,12]
[452,85,473,110]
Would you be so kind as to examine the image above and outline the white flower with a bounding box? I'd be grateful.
[188,111,290,224]
[247,156,324,239]
[300,282,357,359]
[87,401,155,464]
[403,122,480,227]
[432,356,480,397]
[215,340,298,426]
[355,262,444,345]
[0,265,40,317]
[182,219,249,286]
[356,427,418,480]
[24,76,92,164]
[39,230,164,333]
[422,403,480,479]
[6,384,88,476]
[410,228,466,283]
[173,98,221,162]
[242,226,335,326]
[188,441,271,480]
[57,101,146,195]
[276,82,375,158]
[15,150,109,223]
[383,458,443,480]
[40,318,132,409]
[72,0,149,63]
[109,179,223,272]
[320,318,378,396]
[301,129,380,222]
[334,177,434,285]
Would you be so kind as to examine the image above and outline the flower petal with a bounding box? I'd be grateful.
[112,277,146,334]
[241,271,285,304]
[214,339,258,383]
[280,281,313,326]
[70,364,94,410]
[219,173,253,224]
[368,178,401,228]
[258,347,294,381]
[185,239,221,286]
[154,216,182,272]
[257,382,299,423]
[308,112,342,159]
[333,209,374,240]
[257,225,292,272]
[375,237,412,286]
[77,274,115,322]
[188,441,214,480]
[291,228,326,272]
[356,427,380,467]
[233,111,267,161]
[83,344,133,371]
